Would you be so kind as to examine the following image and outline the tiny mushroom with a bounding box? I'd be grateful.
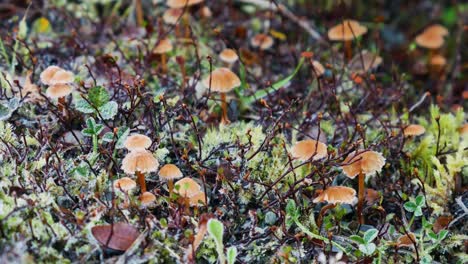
[219,48,239,67]
[159,164,183,196]
[251,33,274,50]
[114,177,137,192]
[291,139,328,161]
[202,67,241,125]
[348,50,383,74]
[328,19,368,61]
[41,65,75,116]
[188,191,207,207]
[403,124,425,137]
[341,150,385,224]
[311,60,326,77]
[174,177,202,211]
[163,8,184,25]
[415,25,448,63]
[124,134,152,151]
[313,186,357,227]
[153,38,173,73]
[140,191,156,206]
[166,0,204,38]
[121,149,159,193]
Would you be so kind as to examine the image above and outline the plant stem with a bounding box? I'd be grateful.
[220,93,230,125]
[294,219,348,254]
[92,134,98,154]
[358,171,365,224]
[136,171,147,193]
[317,203,337,229]
[161,53,167,74]
[135,0,144,27]
[344,40,352,61]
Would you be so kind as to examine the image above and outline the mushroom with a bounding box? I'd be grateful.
[313,186,357,228]
[415,25,448,64]
[41,65,75,116]
[219,48,239,68]
[348,50,382,74]
[163,8,185,37]
[124,134,152,151]
[188,191,207,207]
[290,139,328,161]
[174,177,201,212]
[159,164,183,196]
[459,124,468,136]
[166,0,204,38]
[403,124,425,137]
[153,38,173,74]
[429,54,447,77]
[20,71,42,103]
[250,33,274,50]
[311,60,326,78]
[114,177,137,192]
[341,150,385,224]
[140,191,156,206]
[328,20,368,61]
[202,67,241,125]
[121,150,159,193]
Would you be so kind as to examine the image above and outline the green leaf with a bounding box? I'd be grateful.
[350,235,366,244]
[286,199,299,219]
[404,201,417,212]
[428,231,438,240]
[227,246,237,264]
[88,86,110,108]
[438,230,449,241]
[99,101,118,120]
[18,14,28,39]
[415,195,425,207]
[102,126,130,149]
[207,219,224,246]
[364,229,379,243]
[359,243,376,255]
[414,207,423,217]
[74,98,95,114]
[242,58,304,105]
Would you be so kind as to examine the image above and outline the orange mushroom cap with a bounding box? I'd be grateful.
[40,65,62,85]
[291,139,328,161]
[114,177,137,191]
[341,150,385,178]
[313,186,357,204]
[415,31,445,49]
[348,51,383,74]
[159,164,183,181]
[174,177,201,198]
[153,38,173,54]
[140,191,156,205]
[459,124,468,135]
[311,60,326,77]
[424,24,449,37]
[328,20,368,41]
[430,55,447,66]
[121,150,159,174]
[250,34,274,50]
[163,8,184,25]
[219,49,239,64]
[403,124,426,137]
[188,191,207,207]
[166,0,203,8]
[46,84,72,99]
[124,134,152,151]
[49,69,74,85]
[202,67,241,93]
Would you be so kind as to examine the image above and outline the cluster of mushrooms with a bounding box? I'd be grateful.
[116,134,206,209]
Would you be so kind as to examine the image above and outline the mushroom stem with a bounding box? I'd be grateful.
[161,53,167,74]
[136,171,147,193]
[344,40,352,61]
[220,93,230,125]
[168,179,174,196]
[58,96,67,118]
[135,0,144,27]
[183,13,190,39]
[317,203,337,229]
[184,197,190,214]
[357,170,365,224]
